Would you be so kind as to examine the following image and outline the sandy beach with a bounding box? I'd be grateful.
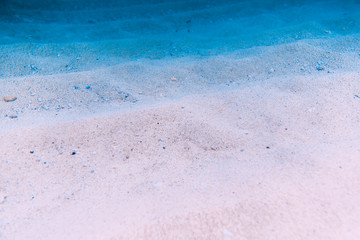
[1,0,360,239]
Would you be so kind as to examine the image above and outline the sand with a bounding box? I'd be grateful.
[1,64,360,239]
[1,0,360,239]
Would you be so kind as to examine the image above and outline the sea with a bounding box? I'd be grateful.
[0,0,360,78]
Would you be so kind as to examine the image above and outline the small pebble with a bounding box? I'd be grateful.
[0,192,6,204]
[170,77,177,81]
[3,96,17,102]
[71,151,76,155]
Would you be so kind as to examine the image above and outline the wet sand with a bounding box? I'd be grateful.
[1,67,360,239]
[1,0,360,239]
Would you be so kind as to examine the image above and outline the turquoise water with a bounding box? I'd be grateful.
[0,0,360,77]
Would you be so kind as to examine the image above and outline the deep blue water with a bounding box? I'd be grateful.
[0,0,360,76]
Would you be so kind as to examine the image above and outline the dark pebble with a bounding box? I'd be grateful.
[71,151,76,155]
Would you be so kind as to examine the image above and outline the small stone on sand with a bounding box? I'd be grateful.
[3,96,17,102]
[170,77,177,81]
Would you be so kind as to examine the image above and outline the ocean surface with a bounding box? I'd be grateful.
[0,0,360,78]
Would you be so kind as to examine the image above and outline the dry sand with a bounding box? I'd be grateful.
[1,63,360,239]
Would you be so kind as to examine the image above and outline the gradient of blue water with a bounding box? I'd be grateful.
[1,1,360,49]
[0,0,359,77]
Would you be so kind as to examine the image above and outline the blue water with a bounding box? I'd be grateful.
[0,0,360,77]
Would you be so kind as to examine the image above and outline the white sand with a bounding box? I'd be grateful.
[1,1,360,238]
[1,62,360,239]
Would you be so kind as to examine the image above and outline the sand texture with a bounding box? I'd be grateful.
[1,69,360,239]
[1,0,360,239]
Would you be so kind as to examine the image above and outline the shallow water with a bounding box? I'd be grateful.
[1,2,360,240]
[0,0,360,78]
[2,0,360,45]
